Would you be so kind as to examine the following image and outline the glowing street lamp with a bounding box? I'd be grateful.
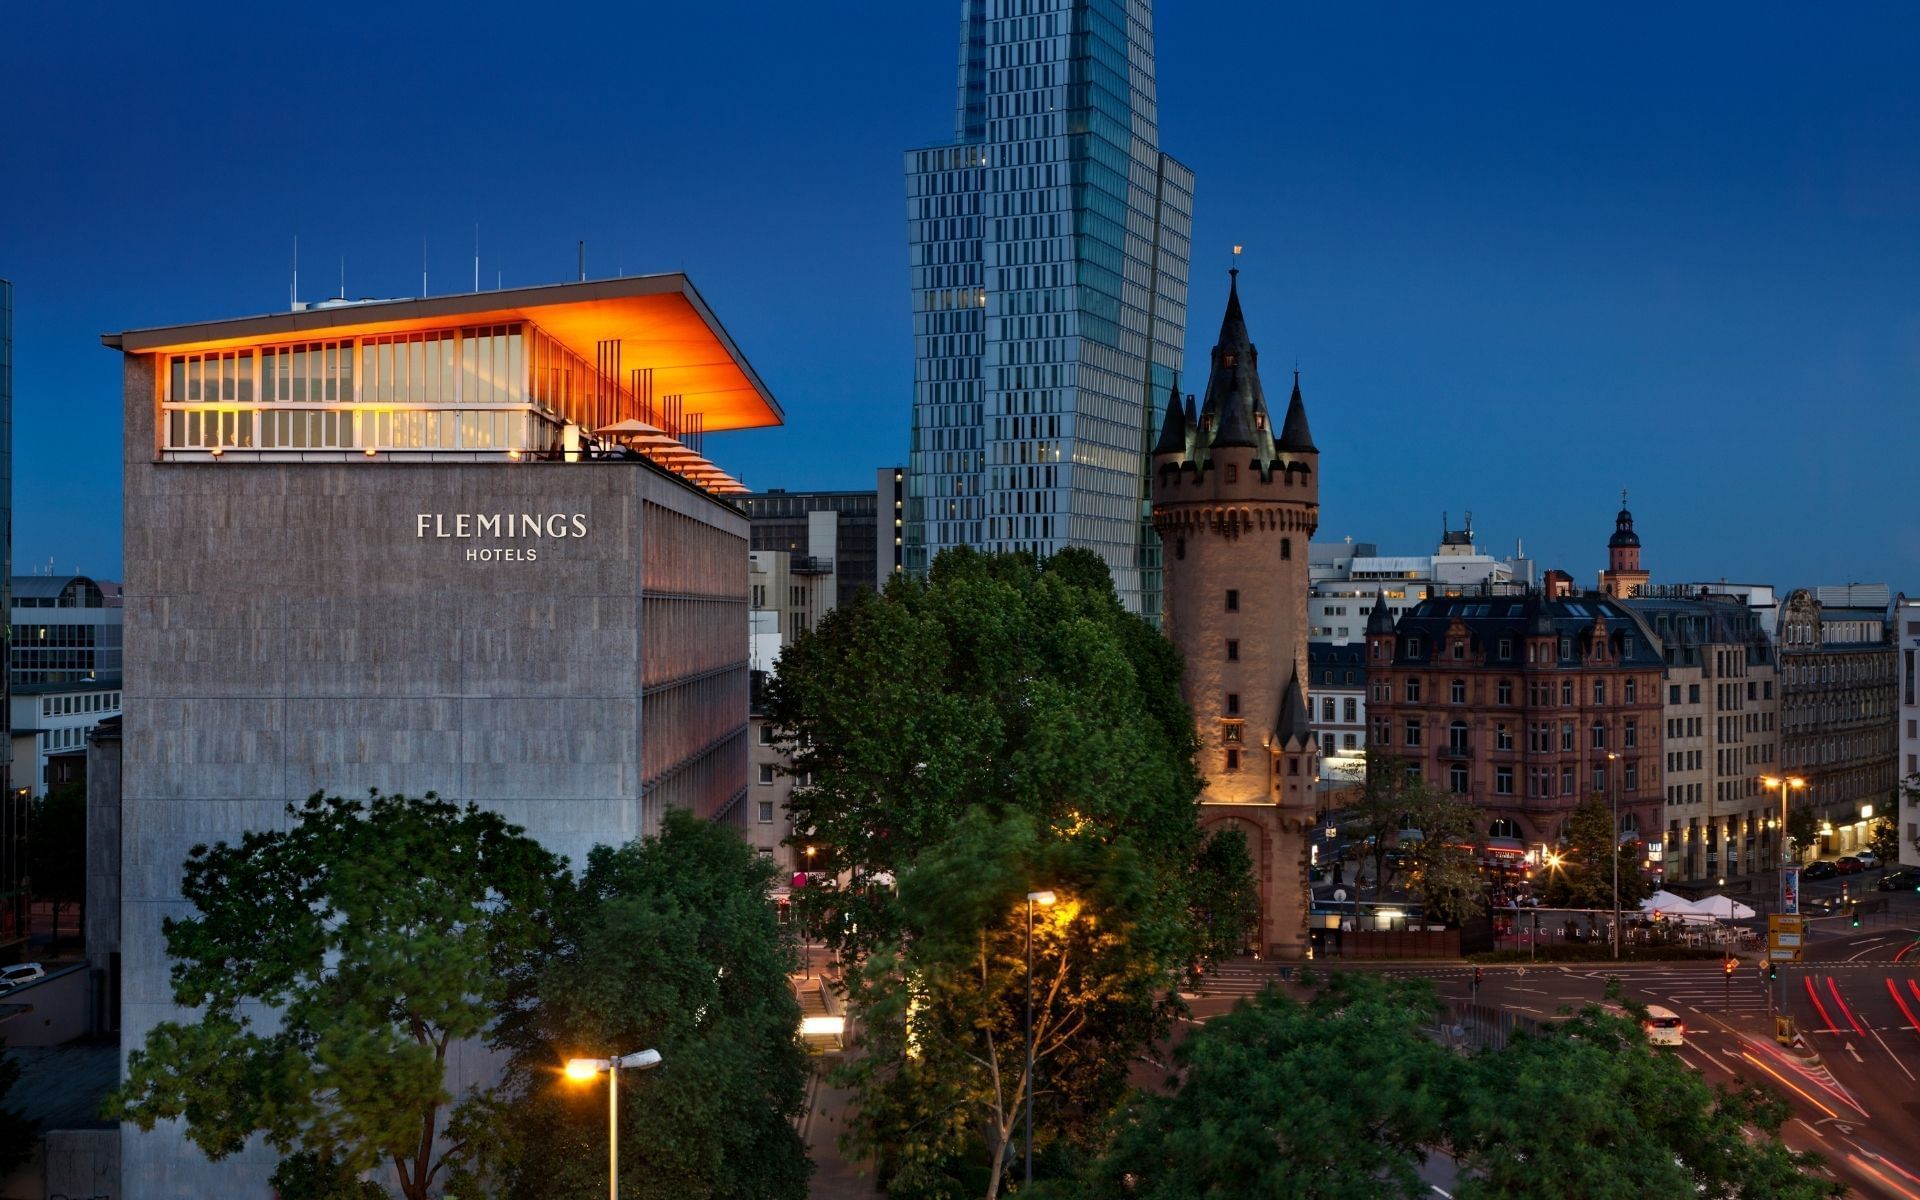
[1024,890,1058,1186]
[1761,774,1807,1014]
[564,1048,662,1200]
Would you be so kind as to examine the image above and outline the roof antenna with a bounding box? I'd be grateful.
[578,240,586,282]
[290,235,299,310]
[474,224,481,293]
[339,256,346,300]
[422,236,429,297]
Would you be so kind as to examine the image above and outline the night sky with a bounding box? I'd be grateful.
[3,3,1916,591]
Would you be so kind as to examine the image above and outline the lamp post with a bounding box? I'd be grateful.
[1762,775,1807,1013]
[565,1048,663,1200]
[1607,752,1622,960]
[1024,889,1056,1187]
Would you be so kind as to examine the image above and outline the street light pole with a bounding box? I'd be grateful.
[566,1048,663,1200]
[1607,752,1621,960]
[1762,775,1807,1016]
[1024,889,1056,1187]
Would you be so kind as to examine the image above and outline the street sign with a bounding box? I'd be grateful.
[1771,932,1802,948]
[1768,946,1802,962]
[1775,1015,1796,1045]
[1768,913,1806,933]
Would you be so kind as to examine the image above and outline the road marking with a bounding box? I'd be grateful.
[1870,1027,1916,1081]
[1794,1117,1828,1141]
[1847,938,1888,962]
[1846,1043,1863,1063]
[1827,977,1869,1036]
[1509,986,1548,994]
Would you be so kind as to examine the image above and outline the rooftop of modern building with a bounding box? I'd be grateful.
[10,678,122,697]
[9,576,117,608]
[102,273,782,434]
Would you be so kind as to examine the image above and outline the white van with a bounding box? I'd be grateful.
[1641,1005,1685,1046]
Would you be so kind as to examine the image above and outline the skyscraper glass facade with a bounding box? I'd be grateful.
[904,0,1192,618]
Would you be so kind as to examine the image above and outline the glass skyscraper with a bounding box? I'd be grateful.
[904,0,1193,618]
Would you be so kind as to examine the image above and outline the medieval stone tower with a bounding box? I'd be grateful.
[1152,271,1319,958]
[1598,491,1650,599]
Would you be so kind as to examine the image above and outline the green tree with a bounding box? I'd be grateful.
[107,792,566,1200]
[469,809,811,1200]
[1189,826,1259,967]
[1541,795,1651,925]
[764,548,1203,1189]
[1401,788,1486,928]
[842,809,1180,1200]
[1076,973,1455,1200]
[1869,815,1899,864]
[1786,807,1818,865]
[1449,1001,1841,1199]
[1340,749,1427,892]
[269,1151,388,1200]
[27,783,86,947]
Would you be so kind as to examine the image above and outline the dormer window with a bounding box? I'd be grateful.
[1452,640,1465,660]
[1226,464,1238,483]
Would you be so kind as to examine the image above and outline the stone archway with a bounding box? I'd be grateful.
[1199,802,1309,959]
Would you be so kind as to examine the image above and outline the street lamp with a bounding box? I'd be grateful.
[1024,889,1057,1187]
[1761,775,1807,1014]
[565,1048,663,1200]
[1607,752,1622,960]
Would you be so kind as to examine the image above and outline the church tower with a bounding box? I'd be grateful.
[1152,271,1319,958]
[1598,491,1650,599]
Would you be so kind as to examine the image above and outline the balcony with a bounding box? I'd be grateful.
[790,557,835,576]
[1440,745,1474,760]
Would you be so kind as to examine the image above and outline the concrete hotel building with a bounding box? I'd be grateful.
[905,0,1194,618]
[1896,594,1920,869]
[105,275,780,1196]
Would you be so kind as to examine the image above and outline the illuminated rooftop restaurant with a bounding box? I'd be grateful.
[101,274,779,494]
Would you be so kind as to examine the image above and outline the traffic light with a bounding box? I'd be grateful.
[1723,958,1737,978]
[1767,962,1778,982]
[1850,902,1860,928]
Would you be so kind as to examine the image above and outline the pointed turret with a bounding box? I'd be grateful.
[1152,378,1187,457]
[1277,371,1317,454]
[1196,270,1269,452]
[1274,665,1313,749]
[1367,585,1396,635]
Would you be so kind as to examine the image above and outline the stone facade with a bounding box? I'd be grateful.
[1625,591,1780,884]
[1778,587,1898,856]
[1367,594,1666,849]
[1152,274,1319,958]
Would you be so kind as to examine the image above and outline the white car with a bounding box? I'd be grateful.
[1641,1005,1686,1047]
[1855,851,1881,869]
[0,963,46,991]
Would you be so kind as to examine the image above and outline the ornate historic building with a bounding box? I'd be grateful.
[1151,272,1318,957]
[1777,585,1897,856]
[1366,591,1666,851]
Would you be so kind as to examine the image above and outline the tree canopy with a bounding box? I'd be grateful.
[1540,795,1652,917]
[470,809,811,1200]
[108,791,567,1200]
[1059,975,1840,1200]
[28,783,86,942]
[764,548,1216,1195]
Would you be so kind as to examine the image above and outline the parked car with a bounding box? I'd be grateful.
[1801,861,1839,881]
[1855,851,1881,869]
[1877,870,1919,892]
[0,963,45,991]
[1835,857,1865,875]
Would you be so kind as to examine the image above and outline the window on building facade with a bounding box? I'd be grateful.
[1624,719,1637,748]
[1498,637,1512,659]
[758,764,776,785]
[1404,719,1423,747]
[1495,766,1514,794]
[1223,722,1243,743]
[1449,722,1469,754]
[1562,681,1574,705]
[1227,693,1240,715]
[1452,640,1465,660]
[757,800,775,823]
[1226,639,1239,661]
[1406,679,1422,702]
[1591,721,1607,750]
[1593,766,1608,794]
[1624,678,1637,702]
[1374,719,1390,744]
[1343,733,1357,748]
[1450,764,1469,793]
[1625,761,1638,790]
[1343,698,1357,722]
[1497,679,1513,705]
[1561,765,1574,794]
[1323,734,1337,757]
[1322,698,1336,721]
[1497,723,1513,751]
[1561,722,1575,752]
[1225,589,1239,612]
[1450,679,1466,704]
[1593,681,1606,704]
[1225,748,1240,771]
[1670,684,1681,704]
[1689,684,1701,703]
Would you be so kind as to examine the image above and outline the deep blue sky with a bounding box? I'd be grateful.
[4,3,1916,590]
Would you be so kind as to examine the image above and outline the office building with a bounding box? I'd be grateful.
[9,573,124,796]
[905,0,1194,619]
[1625,589,1779,884]
[1897,593,1920,869]
[740,475,901,608]
[1777,585,1897,857]
[107,274,781,1197]
[1152,274,1319,956]
[1308,517,1532,645]
[1308,640,1368,795]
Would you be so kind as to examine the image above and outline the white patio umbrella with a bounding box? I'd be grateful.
[1689,894,1758,920]
[1639,890,1703,916]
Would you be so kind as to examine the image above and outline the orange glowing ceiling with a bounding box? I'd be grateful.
[103,274,783,433]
